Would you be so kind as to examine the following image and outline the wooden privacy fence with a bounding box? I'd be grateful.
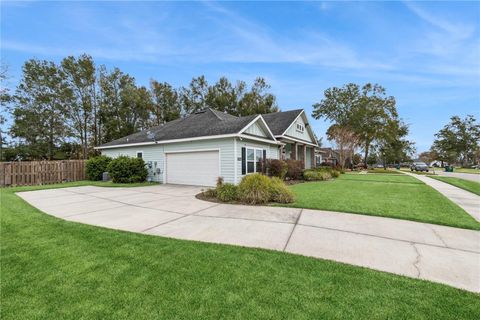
[0,160,86,187]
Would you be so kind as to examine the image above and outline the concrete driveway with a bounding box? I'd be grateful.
[17,185,480,293]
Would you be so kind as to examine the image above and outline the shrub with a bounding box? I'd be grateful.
[107,156,148,183]
[85,155,112,181]
[303,169,332,181]
[216,176,224,188]
[216,183,238,202]
[269,177,295,203]
[266,159,288,179]
[238,173,271,204]
[331,170,340,178]
[203,188,217,198]
[285,160,303,180]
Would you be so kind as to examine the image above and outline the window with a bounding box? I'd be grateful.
[247,148,255,173]
[296,123,304,133]
[137,152,143,159]
[245,147,265,174]
[255,149,263,173]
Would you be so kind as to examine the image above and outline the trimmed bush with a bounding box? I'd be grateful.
[266,159,288,179]
[107,156,148,183]
[203,188,217,198]
[238,174,272,204]
[217,183,238,202]
[316,166,340,178]
[331,170,340,178]
[85,155,112,181]
[269,177,295,203]
[303,169,332,181]
[285,160,303,180]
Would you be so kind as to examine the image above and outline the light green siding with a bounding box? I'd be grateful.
[244,121,268,138]
[164,138,235,184]
[101,144,164,183]
[284,114,315,143]
[306,148,312,168]
[236,138,279,184]
[101,137,237,184]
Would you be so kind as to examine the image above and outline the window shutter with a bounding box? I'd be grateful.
[241,147,246,175]
[262,149,267,174]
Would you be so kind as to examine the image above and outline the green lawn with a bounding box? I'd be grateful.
[454,168,480,174]
[284,174,480,230]
[430,176,480,196]
[2,183,479,319]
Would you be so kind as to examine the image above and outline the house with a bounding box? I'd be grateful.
[96,108,318,186]
[430,160,447,167]
[262,109,318,168]
[315,148,339,166]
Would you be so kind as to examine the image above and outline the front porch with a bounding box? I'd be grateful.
[279,141,316,169]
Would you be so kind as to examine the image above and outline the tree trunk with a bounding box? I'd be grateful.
[363,141,370,169]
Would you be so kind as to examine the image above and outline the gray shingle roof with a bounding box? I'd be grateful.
[262,109,303,135]
[99,108,258,148]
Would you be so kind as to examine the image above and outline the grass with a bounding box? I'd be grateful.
[454,168,480,175]
[284,174,480,230]
[2,182,480,319]
[430,176,480,196]
[367,168,403,174]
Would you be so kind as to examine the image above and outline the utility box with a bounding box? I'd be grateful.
[102,172,110,181]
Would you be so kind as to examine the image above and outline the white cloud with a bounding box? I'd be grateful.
[403,1,474,38]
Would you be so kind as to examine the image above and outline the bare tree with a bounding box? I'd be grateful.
[327,125,360,169]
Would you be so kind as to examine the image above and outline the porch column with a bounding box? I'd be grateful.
[303,145,307,169]
[311,147,315,168]
[292,143,297,160]
[279,145,284,160]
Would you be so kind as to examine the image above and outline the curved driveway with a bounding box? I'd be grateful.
[17,184,480,293]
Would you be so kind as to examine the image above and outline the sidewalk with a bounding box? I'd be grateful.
[404,172,480,221]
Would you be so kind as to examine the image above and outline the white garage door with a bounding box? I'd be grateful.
[166,150,219,186]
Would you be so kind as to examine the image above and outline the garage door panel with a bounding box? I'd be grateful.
[166,151,219,186]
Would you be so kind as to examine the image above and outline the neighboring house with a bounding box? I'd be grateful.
[96,108,318,186]
[315,147,339,166]
[430,160,448,167]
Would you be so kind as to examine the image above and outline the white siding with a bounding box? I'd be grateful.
[244,121,268,138]
[284,115,315,143]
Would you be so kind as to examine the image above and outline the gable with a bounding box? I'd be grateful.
[284,113,316,144]
[239,116,276,141]
[244,120,269,138]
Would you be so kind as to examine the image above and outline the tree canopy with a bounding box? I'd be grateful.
[4,54,279,160]
[312,83,413,166]
[431,115,480,166]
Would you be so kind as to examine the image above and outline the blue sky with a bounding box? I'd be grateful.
[1,1,479,152]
